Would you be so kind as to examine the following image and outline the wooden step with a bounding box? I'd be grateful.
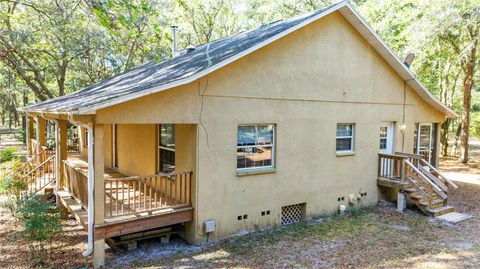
[419,199,446,209]
[427,205,454,217]
[408,193,441,201]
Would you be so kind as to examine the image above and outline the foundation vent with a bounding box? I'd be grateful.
[281,203,305,225]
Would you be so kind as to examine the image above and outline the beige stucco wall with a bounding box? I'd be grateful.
[114,124,157,176]
[95,11,446,242]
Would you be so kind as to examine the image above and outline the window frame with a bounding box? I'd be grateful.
[112,124,118,169]
[84,129,89,148]
[157,124,176,174]
[236,124,276,172]
[336,123,355,154]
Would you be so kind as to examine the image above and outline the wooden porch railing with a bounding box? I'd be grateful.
[22,155,57,197]
[104,171,192,218]
[19,146,48,176]
[63,161,88,207]
[378,152,456,211]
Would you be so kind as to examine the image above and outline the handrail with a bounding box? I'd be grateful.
[420,159,458,189]
[378,153,407,159]
[24,155,56,177]
[405,160,447,199]
[404,160,443,193]
[395,152,422,159]
[404,173,429,198]
[104,171,185,182]
[418,165,448,192]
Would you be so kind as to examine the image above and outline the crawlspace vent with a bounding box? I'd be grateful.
[281,203,305,225]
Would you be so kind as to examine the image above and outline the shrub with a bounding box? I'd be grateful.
[0,159,25,198]
[15,195,61,266]
[0,147,17,163]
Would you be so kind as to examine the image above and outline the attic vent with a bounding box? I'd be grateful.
[281,203,305,225]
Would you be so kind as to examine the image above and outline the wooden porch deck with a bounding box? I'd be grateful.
[59,153,193,239]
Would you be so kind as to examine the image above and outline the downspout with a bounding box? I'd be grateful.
[83,125,94,257]
[66,114,95,257]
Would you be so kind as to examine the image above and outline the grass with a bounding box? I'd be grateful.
[123,205,480,269]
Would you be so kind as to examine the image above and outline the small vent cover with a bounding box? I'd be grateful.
[281,203,305,225]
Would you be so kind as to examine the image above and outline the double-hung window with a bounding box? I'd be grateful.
[237,124,275,170]
[336,123,354,153]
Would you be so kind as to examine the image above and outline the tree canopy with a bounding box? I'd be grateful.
[0,0,479,160]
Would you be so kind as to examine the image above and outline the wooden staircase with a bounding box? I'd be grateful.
[378,152,458,217]
[14,147,57,199]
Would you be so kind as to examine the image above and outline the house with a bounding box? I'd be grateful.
[18,1,457,268]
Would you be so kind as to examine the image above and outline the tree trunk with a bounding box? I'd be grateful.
[451,121,462,156]
[440,118,451,156]
[459,45,476,163]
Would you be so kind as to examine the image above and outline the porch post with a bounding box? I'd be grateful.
[36,117,46,160]
[26,116,34,158]
[55,120,68,191]
[93,124,105,268]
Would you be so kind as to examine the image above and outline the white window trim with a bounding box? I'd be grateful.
[236,124,276,172]
[336,123,355,154]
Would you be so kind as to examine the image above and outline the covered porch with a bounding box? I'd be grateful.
[60,153,193,234]
[23,114,197,267]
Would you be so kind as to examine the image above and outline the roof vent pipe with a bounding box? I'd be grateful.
[186,45,195,53]
[171,25,179,57]
[403,52,415,68]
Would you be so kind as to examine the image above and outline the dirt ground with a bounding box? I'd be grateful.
[1,133,480,268]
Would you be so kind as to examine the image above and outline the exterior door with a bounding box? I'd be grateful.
[379,122,394,154]
[416,123,432,162]
[379,122,394,176]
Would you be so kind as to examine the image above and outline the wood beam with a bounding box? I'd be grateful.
[94,208,193,240]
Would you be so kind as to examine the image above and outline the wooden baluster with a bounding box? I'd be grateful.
[127,181,130,213]
[133,180,136,212]
[113,181,117,216]
[427,184,432,210]
[154,176,158,209]
[143,179,147,210]
[149,177,153,210]
[121,181,124,214]
[187,173,191,204]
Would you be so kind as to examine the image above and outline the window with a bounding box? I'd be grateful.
[112,124,118,168]
[379,126,387,150]
[84,129,89,148]
[336,123,354,153]
[237,124,275,170]
[158,124,175,173]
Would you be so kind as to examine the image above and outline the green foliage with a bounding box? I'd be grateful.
[0,147,16,163]
[15,195,61,265]
[0,159,25,198]
[13,129,26,144]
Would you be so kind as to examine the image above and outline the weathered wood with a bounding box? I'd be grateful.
[94,208,193,240]
[104,171,192,218]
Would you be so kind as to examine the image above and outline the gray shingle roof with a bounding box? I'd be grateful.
[20,2,342,114]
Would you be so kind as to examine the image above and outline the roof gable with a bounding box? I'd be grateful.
[20,1,456,118]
